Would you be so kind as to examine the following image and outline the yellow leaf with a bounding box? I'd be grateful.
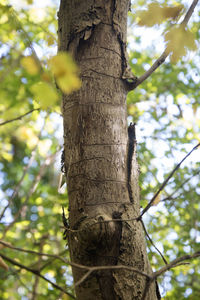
[47,35,55,46]
[162,5,184,20]
[49,52,81,94]
[165,26,197,62]
[31,82,59,109]
[57,74,81,94]
[16,220,30,228]
[43,244,51,252]
[0,14,8,24]
[38,209,44,217]
[16,126,38,149]
[38,139,52,157]
[0,256,9,271]
[21,56,40,75]
[36,197,43,205]
[137,3,184,27]
[1,152,12,162]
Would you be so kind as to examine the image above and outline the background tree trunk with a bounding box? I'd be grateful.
[58,1,158,299]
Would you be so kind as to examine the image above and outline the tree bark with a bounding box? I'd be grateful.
[58,1,158,299]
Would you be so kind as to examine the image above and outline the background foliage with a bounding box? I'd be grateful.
[0,0,200,299]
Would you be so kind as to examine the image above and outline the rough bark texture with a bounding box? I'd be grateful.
[58,1,158,299]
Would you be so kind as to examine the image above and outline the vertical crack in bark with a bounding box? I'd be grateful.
[111,0,137,86]
[111,0,127,79]
[127,122,136,203]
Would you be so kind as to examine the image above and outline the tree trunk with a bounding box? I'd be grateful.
[58,1,158,299]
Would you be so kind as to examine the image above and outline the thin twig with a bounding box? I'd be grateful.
[182,0,199,26]
[0,109,39,126]
[134,51,168,89]
[73,264,150,288]
[132,0,199,89]
[75,270,92,287]
[140,219,168,265]
[162,168,200,202]
[1,241,200,296]
[10,6,42,67]
[138,143,200,219]
[141,277,151,300]
[0,240,150,290]
[0,240,68,265]
[0,252,75,299]
[0,240,149,279]
[142,250,200,299]
[152,251,200,280]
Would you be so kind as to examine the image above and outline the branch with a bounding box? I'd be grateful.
[182,0,199,26]
[0,109,39,126]
[138,143,200,219]
[0,252,75,299]
[0,239,150,296]
[161,168,200,202]
[74,264,150,288]
[2,241,200,297]
[142,250,200,299]
[133,51,168,89]
[0,240,149,279]
[75,251,200,297]
[153,251,200,280]
[0,240,68,265]
[132,0,199,89]
[140,219,168,265]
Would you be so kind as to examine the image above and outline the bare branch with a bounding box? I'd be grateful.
[9,6,42,67]
[73,264,150,288]
[0,252,75,299]
[162,168,200,202]
[141,277,151,300]
[132,0,199,89]
[153,251,200,280]
[0,240,149,279]
[0,240,150,290]
[75,270,92,287]
[2,241,199,296]
[140,219,168,265]
[0,240,68,265]
[0,109,39,126]
[134,51,168,89]
[182,0,199,26]
[138,143,200,219]
[142,250,200,299]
